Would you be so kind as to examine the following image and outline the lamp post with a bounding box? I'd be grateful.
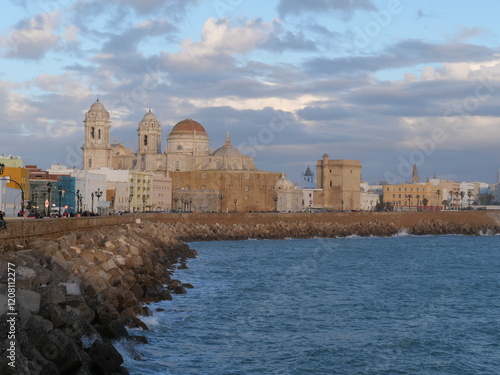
[76,189,81,214]
[0,163,26,216]
[142,195,146,212]
[341,200,344,212]
[58,186,63,217]
[189,198,192,212]
[95,188,102,215]
[42,192,46,217]
[309,199,312,212]
[173,197,178,211]
[233,198,237,213]
[47,182,52,217]
[273,194,278,212]
[128,194,133,213]
[91,192,94,214]
[219,194,223,213]
[32,192,38,214]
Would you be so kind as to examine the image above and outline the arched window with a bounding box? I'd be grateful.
[98,129,101,139]
[91,127,95,139]
[144,135,148,146]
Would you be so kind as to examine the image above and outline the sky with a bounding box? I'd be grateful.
[1,0,500,185]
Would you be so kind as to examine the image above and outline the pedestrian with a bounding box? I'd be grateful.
[0,211,7,230]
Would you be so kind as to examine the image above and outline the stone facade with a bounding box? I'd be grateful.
[315,154,361,211]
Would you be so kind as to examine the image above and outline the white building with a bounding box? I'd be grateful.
[275,174,303,212]
[0,180,22,217]
[360,182,382,211]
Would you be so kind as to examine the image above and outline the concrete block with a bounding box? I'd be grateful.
[17,289,41,313]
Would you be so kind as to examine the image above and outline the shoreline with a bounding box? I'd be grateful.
[0,213,499,374]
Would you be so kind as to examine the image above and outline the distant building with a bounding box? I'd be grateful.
[315,154,361,211]
[383,183,442,211]
[275,174,303,212]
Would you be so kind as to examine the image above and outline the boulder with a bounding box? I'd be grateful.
[89,340,124,373]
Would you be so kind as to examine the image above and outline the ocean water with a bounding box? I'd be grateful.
[121,235,500,375]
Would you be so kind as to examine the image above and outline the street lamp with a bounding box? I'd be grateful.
[341,200,344,211]
[95,188,103,215]
[142,194,146,212]
[58,186,63,217]
[76,189,81,214]
[128,194,133,213]
[47,182,52,217]
[91,192,94,214]
[309,199,312,212]
[32,192,38,214]
[189,198,192,212]
[273,194,278,212]
[233,198,237,212]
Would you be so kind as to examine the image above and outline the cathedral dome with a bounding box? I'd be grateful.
[90,99,107,112]
[170,119,207,135]
[275,174,294,190]
[142,109,158,121]
[212,143,244,157]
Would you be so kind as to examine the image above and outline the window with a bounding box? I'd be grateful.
[177,145,182,150]
[244,173,249,179]
[91,127,95,139]
[202,185,207,190]
[144,135,148,146]
[88,159,92,168]
[175,161,180,171]
[244,186,249,192]
[329,181,332,187]
[202,173,206,179]
[98,129,101,139]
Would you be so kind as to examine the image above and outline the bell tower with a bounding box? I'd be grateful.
[82,99,111,170]
[137,109,166,171]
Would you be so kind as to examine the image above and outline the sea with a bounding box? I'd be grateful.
[119,233,500,375]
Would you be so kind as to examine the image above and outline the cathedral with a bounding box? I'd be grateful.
[81,99,283,212]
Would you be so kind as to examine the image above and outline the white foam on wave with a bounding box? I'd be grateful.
[394,229,410,237]
[479,229,494,236]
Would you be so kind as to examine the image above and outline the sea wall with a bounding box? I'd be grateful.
[0,212,499,374]
[1,210,500,253]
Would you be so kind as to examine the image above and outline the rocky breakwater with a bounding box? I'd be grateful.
[0,220,196,375]
[162,218,499,242]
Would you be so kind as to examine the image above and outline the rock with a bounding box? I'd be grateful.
[95,303,121,325]
[99,319,129,340]
[182,283,194,289]
[39,284,66,308]
[17,289,41,313]
[130,283,145,300]
[89,340,124,373]
[173,286,187,295]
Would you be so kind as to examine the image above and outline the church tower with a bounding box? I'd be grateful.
[82,99,111,170]
[137,109,166,171]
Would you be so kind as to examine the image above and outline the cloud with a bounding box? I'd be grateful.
[116,0,199,16]
[1,11,62,59]
[305,40,498,76]
[277,0,375,18]
[260,21,318,53]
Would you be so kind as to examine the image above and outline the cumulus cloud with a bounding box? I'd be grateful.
[277,0,375,18]
[1,11,62,59]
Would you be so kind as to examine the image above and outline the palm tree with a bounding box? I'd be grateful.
[442,200,448,210]
[459,191,465,209]
[435,189,441,210]
[467,190,474,208]
[455,191,461,210]
[422,198,429,211]
[449,192,454,210]
[416,194,421,211]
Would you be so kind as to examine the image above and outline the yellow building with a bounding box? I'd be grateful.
[1,166,31,201]
[383,183,442,211]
